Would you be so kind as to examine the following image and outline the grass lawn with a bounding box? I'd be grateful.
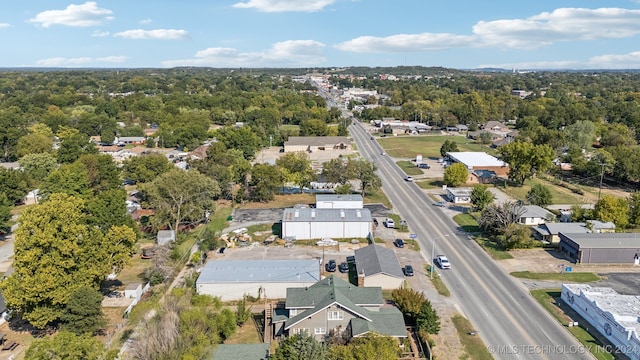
[453,213,480,233]
[396,161,423,176]
[531,289,615,360]
[224,316,262,344]
[511,271,600,282]
[238,194,315,209]
[379,135,496,159]
[425,264,450,297]
[494,177,586,204]
[279,124,300,135]
[365,188,392,209]
[117,256,154,284]
[452,314,493,360]
[474,236,513,260]
[386,213,409,232]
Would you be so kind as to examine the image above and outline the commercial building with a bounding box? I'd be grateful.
[446,151,509,177]
[283,136,351,153]
[281,208,372,240]
[315,194,363,209]
[562,284,640,360]
[196,259,320,301]
[446,187,472,204]
[558,233,640,264]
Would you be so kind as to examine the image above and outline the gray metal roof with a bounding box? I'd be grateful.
[315,194,363,202]
[561,233,640,249]
[282,208,372,222]
[521,205,554,219]
[537,222,589,236]
[197,259,320,284]
[354,244,404,279]
[211,344,270,360]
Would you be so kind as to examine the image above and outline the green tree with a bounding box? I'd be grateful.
[16,123,54,157]
[19,152,58,186]
[498,141,554,185]
[329,334,399,360]
[416,299,440,335]
[321,158,349,184]
[142,169,220,232]
[56,128,98,164]
[235,296,252,326]
[214,126,262,160]
[0,193,12,235]
[0,168,30,204]
[276,152,316,193]
[628,192,640,227]
[0,193,136,328]
[444,163,468,187]
[497,223,535,250]
[479,131,493,145]
[26,331,114,360]
[439,139,459,157]
[300,119,329,136]
[61,286,107,335]
[347,159,381,196]
[76,154,122,194]
[565,120,596,150]
[470,184,495,211]
[249,163,284,202]
[526,183,553,206]
[272,333,327,360]
[391,287,427,324]
[40,162,90,199]
[479,202,525,234]
[594,195,629,228]
[121,154,173,184]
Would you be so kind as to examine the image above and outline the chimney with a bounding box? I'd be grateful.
[357,270,365,287]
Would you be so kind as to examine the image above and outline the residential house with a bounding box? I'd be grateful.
[483,121,509,133]
[533,221,616,244]
[469,170,497,184]
[283,136,351,153]
[518,205,555,225]
[276,276,406,341]
[354,244,404,290]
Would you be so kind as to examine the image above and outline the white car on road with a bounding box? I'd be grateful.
[436,255,451,269]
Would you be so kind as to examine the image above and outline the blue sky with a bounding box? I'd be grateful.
[4,1,640,69]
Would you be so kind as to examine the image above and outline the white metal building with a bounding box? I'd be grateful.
[446,187,472,204]
[282,208,372,240]
[196,259,320,301]
[315,194,363,209]
[562,284,640,360]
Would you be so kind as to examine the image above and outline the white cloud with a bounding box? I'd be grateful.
[163,40,326,67]
[35,55,126,67]
[473,8,640,49]
[139,18,152,24]
[28,2,114,28]
[335,33,476,53]
[114,29,189,40]
[337,7,640,53]
[0,23,10,28]
[589,51,640,68]
[92,30,110,37]
[232,0,334,13]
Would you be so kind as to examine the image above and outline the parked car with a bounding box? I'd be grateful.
[418,163,430,169]
[381,151,386,155]
[373,218,379,226]
[393,238,405,248]
[403,265,414,276]
[338,262,349,273]
[370,136,374,140]
[384,218,395,228]
[434,201,447,207]
[404,176,413,182]
[436,255,451,269]
[325,259,337,272]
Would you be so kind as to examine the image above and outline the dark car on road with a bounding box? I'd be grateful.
[338,262,349,273]
[325,259,337,272]
[393,239,405,248]
[418,163,430,169]
[403,265,414,276]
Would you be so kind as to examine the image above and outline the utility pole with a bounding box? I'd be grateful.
[598,162,605,201]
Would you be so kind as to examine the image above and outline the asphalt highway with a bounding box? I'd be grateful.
[349,122,593,360]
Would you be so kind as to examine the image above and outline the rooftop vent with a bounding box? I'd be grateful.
[311,210,315,218]
[356,210,361,218]
[294,210,299,218]
[340,210,345,218]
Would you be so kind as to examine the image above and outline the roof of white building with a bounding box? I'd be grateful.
[197,259,320,284]
[446,152,507,168]
[446,187,473,196]
[282,208,372,222]
[315,194,363,202]
[564,284,640,332]
[520,205,554,219]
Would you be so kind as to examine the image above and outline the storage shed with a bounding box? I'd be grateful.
[196,259,320,301]
[281,208,372,240]
[315,194,363,209]
[559,233,640,264]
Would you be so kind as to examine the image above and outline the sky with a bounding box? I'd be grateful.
[4,1,640,69]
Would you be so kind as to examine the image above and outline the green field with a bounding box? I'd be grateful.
[452,314,493,360]
[511,271,600,282]
[453,213,480,233]
[495,177,587,204]
[379,135,495,159]
[396,160,423,175]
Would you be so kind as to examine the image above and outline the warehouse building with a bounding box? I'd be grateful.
[196,259,320,301]
[315,194,363,209]
[446,151,510,177]
[281,207,372,240]
[558,233,640,264]
[283,136,351,153]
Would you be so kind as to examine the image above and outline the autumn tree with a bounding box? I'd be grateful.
[0,193,136,328]
[440,139,459,157]
[392,287,427,324]
[347,158,381,196]
[142,169,220,232]
[470,184,495,211]
[594,195,629,228]
[444,163,468,187]
[276,151,316,193]
[498,141,554,185]
[526,183,553,206]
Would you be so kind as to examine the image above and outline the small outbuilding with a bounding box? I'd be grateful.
[315,194,363,209]
[354,244,404,290]
[125,283,143,300]
[559,233,640,264]
[196,259,320,301]
[446,187,472,204]
[157,230,176,246]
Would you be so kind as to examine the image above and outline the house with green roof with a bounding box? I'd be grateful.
[272,275,406,341]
